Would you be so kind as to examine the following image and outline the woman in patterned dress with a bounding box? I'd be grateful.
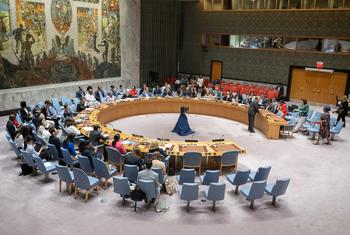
[314,106,331,145]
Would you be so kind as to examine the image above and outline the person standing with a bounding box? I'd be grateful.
[335,95,348,127]
[293,99,309,132]
[314,106,331,145]
[248,97,260,133]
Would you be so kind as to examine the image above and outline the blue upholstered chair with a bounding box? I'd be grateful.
[151,167,167,185]
[306,109,313,122]
[226,169,251,194]
[61,96,72,106]
[307,124,320,139]
[78,155,94,175]
[106,146,124,173]
[36,135,47,146]
[240,181,267,209]
[113,176,131,205]
[61,147,79,168]
[124,164,138,183]
[32,155,56,181]
[145,153,154,161]
[330,121,344,140]
[204,182,226,212]
[73,168,100,203]
[183,152,202,175]
[93,158,118,188]
[200,170,220,185]
[47,143,59,161]
[16,113,23,125]
[179,183,199,212]
[265,178,290,206]
[176,168,196,185]
[219,151,239,173]
[8,139,22,159]
[56,165,74,194]
[138,179,158,209]
[164,156,171,173]
[21,150,37,173]
[283,117,298,136]
[5,132,11,141]
[249,166,271,181]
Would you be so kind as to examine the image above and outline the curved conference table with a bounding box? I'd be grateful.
[76,97,287,170]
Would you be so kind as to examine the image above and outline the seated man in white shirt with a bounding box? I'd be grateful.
[105,91,116,103]
[137,159,160,202]
[64,118,81,136]
[85,87,99,106]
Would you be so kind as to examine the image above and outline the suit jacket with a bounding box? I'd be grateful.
[6,120,17,140]
[248,100,259,116]
[76,103,86,112]
[94,90,106,102]
[89,130,105,146]
[49,135,63,159]
[124,154,144,171]
[137,169,160,188]
[19,107,32,122]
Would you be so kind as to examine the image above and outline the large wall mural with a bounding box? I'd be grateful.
[0,0,121,90]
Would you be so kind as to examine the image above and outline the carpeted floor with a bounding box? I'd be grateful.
[1,107,350,235]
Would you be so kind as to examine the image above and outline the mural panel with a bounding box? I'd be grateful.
[74,0,99,3]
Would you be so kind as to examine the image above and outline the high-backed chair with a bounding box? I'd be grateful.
[32,155,56,181]
[106,146,124,173]
[151,167,167,185]
[56,165,74,194]
[124,164,138,183]
[179,183,199,212]
[145,153,154,161]
[240,181,267,209]
[249,166,271,182]
[113,176,131,205]
[226,169,251,194]
[265,178,290,206]
[73,168,100,203]
[78,155,94,175]
[200,170,220,185]
[164,156,171,173]
[183,152,202,175]
[176,168,196,185]
[330,121,344,140]
[9,139,23,159]
[47,143,59,161]
[61,147,79,168]
[283,117,298,136]
[36,135,47,146]
[93,158,118,188]
[137,179,158,209]
[21,150,37,173]
[204,182,226,212]
[5,132,11,141]
[219,151,239,173]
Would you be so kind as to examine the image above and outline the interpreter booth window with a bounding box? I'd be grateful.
[323,39,338,53]
[243,0,255,9]
[277,0,289,9]
[266,0,277,9]
[329,0,344,8]
[229,35,240,48]
[289,0,303,8]
[283,37,297,50]
[231,0,243,9]
[337,39,350,53]
[315,0,329,8]
[209,34,221,46]
[302,0,314,8]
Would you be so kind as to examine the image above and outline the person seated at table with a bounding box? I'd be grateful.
[177,84,186,97]
[118,85,125,96]
[64,118,81,136]
[36,118,51,142]
[95,86,106,103]
[137,159,160,201]
[189,85,197,97]
[293,99,309,133]
[75,86,86,99]
[153,85,162,96]
[106,91,116,103]
[278,100,288,118]
[265,99,277,113]
[172,106,194,136]
[162,83,173,96]
[233,90,243,104]
[89,124,108,146]
[44,100,59,129]
[223,90,233,102]
[141,87,153,97]
[258,94,268,107]
[110,85,118,97]
[211,87,222,100]
[25,135,51,161]
[49,127,63,160]
[148,140,166,161]
[6,114,21,141]
[85,86,99,106]
[18,125,33,150]
[77,98,87,112]
[152,151,166,175]
[19,101,32,123]
[79,140,103,169]
[63,104,73,120]
[129,85,138,98]
[110,133,126,154]
[124,147,144,171]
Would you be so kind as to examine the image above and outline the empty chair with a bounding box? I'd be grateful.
[307,124,320,139]
[176,168,196,185]
[56,165,74,194]
[138,179,158,208]
[61,147,79,168]
[78,155,94,175]
[113,176,131,205]
[61,96,72,106]
[330,121,344,140]
[219,151,239,173]
[265,178,290,206]
[249,166,271,181]
[8,139,23,159]
[106,146,124,173]
[179,183,199,212]
[329,117,337,128]
[5,132,11,141]
[93,158,118,188]
[47,143,59,161]
[183,152,202,175]
[240,181,267,209]
[32,155,56,181]
[226,169,251,194]
[124,164,138,183]
[283,117,298,136]
[306,109,313,122]
[204,182,226,212]
[200,170,220,185]
[151,167,167,185]
[73,168,100,203]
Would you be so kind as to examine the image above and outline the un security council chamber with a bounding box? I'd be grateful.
[0,0,349,234]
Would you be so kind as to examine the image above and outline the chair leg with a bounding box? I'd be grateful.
[122,196,126,206]
[235,185,239,194]
[186,201,190,212]
[95,186,99,195]
[85,190,89,203]
[212,200,216,212]
[74,187,78,199]
[59,180,62,192]
[272,196,277,206]
[68,183,72,194]
[220,165,222,174]
[104,179,109,189]
[250,200,255,209]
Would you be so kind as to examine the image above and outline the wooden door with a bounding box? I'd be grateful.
[330,73,348,104]
[211,60,223,83]
[316,72,332,104]
[304,71,319,102]
[290,68,306,100]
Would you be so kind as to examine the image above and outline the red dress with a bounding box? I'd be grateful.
[129,89,138,97]
[280,103,287,117]
[110,141,126,154]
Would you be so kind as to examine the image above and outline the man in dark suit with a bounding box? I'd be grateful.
[76,98,87,112]
[76,86,86,99]
[94,86,106,102]
[6,114,20,140]
[124,147,144,171]
[89,124,107,146]
[19,101,32,122]
[248,97,260,133]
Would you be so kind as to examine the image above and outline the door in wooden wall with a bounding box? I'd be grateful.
[330,73,348,104]
[211,60,223,83]
[290,69,306,100]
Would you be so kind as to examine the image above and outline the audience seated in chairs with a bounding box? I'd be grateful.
[76,98,87,112]
[63,104,74,120]
[148,140,166,160]
[152,152,166,176]
[89,124,108,146]
[78,140,102,169]
[125,147,144,171]
[94,86,106,103]
[6,114,21,141]
[64,118,81,136]
[48,127,63,160]
[25,135,51,161]
[137,159,160,203]
[44,100,59,129]
[62,133,77,159]
[36,118,51,142]
[19,101,33,123]
[85,86,99,106]
[110,133,126,154]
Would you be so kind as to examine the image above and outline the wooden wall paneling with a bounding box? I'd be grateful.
[290,68,306,100]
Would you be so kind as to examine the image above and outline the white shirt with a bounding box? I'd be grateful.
[197,77,204,87]
[85,93,97,103]
[66,125,81,136]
